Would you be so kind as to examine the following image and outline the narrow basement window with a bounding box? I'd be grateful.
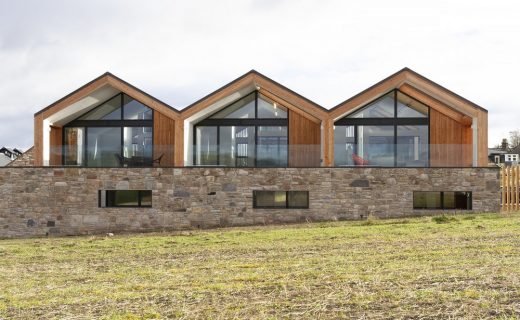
[413,191,472,210]
[253,191,309,209]
[99,190,152,208]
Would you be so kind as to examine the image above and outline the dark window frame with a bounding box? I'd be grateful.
[253,190,309,209]
[63,93,154,167]
[193,91,290,167]
[413,191,472,210]
[98,190,152,208]
[334,89,430,167]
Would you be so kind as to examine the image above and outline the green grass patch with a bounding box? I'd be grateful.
[1,212,520,319]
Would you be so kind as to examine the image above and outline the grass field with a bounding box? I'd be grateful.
[1,213,520,319]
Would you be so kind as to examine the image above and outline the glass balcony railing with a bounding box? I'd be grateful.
[45,144,474,168]
[334,143,474,167]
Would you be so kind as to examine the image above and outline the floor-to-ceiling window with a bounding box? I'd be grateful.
[334,90,429,167]
[63,93,153,167]
[194,92,288,167]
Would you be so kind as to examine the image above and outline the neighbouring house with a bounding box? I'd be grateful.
[0,147,23,166]
[488,144,520,166]
[0,68,500,238]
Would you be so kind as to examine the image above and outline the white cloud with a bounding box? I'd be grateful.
[0,0,519,148]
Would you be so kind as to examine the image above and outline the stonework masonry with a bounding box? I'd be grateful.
[7,147,35,167]
[0,167,500,238]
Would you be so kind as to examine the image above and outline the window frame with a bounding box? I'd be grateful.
[193,91,290,167]
[63,93,154,167]
[413,191,472,210]
[98,190,153,208]
[334,89,430,167]
[253,190,309,209]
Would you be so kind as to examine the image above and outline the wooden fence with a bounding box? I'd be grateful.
[501,165,520,212]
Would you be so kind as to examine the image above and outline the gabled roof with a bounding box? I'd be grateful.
[180,70,329,121]
[34,68,486,124]
[34,72,180,120]
[329,67,487,120]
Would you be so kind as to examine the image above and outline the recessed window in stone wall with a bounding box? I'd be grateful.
[253,191,309,209]
[413,191,472,210]
[99,190,152,208]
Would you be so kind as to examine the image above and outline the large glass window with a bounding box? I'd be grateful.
[257,126,287,167]
[334,89,429,167]
[63,93,154,167]
[397,125,428,167]
[357,125,395,167]
[194,92,288,167]
[219,126,256,167]
[334,125,355,166]
[196,127,218,165]
[87,127,121,167]
[123,127,153,165]
[64,127,84,166]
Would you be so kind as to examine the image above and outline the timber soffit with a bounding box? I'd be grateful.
[329,67,488,114]
[33,67,486,119]
[34,72,179,117]
[179,69,329,116]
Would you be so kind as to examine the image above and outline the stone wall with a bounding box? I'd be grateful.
[7,147,35,167]
[0,167,500,238]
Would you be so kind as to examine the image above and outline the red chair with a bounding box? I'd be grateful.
[352,153,369,166]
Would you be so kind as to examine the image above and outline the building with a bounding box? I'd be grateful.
[0,147,23,166]
[488,145,519,166]
[1,68,500,238]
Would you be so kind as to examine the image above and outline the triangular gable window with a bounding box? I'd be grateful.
[209,92,288,119]
[348,92,395,118]
[210,93,256,119]
[396,91,428,118]
[78,95,122,120]
[257,94,287,119]
[347,90,428,118]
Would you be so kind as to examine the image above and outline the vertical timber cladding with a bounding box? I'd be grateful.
[429,109,472,167]
[153,110,175,166]
[289,110,321,167]
[49,126,62,166]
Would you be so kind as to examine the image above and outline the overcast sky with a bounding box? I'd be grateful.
[1,0,519,149]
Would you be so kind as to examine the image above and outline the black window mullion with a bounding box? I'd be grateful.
[120,122,124,168]
[120,93,124,120]
[394,90,397,167]
[138,190,141,207]
[428,107,431,167]
[217,126,220,165]
[255,91,258,118]
[286,191,289,209]
[84,127,88,166]
[354,125,358,155]
[254,125,258,167]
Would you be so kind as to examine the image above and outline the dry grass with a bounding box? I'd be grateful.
[1,212,520,319]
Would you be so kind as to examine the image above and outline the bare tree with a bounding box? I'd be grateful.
[509,130,520,149]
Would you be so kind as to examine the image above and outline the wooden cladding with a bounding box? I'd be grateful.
[49,126,62,166]
[501,165,520,212]
[153,111,175,166]
[429,109,472,167]
[289,110,321,167]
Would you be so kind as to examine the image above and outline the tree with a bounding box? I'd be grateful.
[509,130,520,149]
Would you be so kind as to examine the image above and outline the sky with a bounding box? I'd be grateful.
[0,0,519,149]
